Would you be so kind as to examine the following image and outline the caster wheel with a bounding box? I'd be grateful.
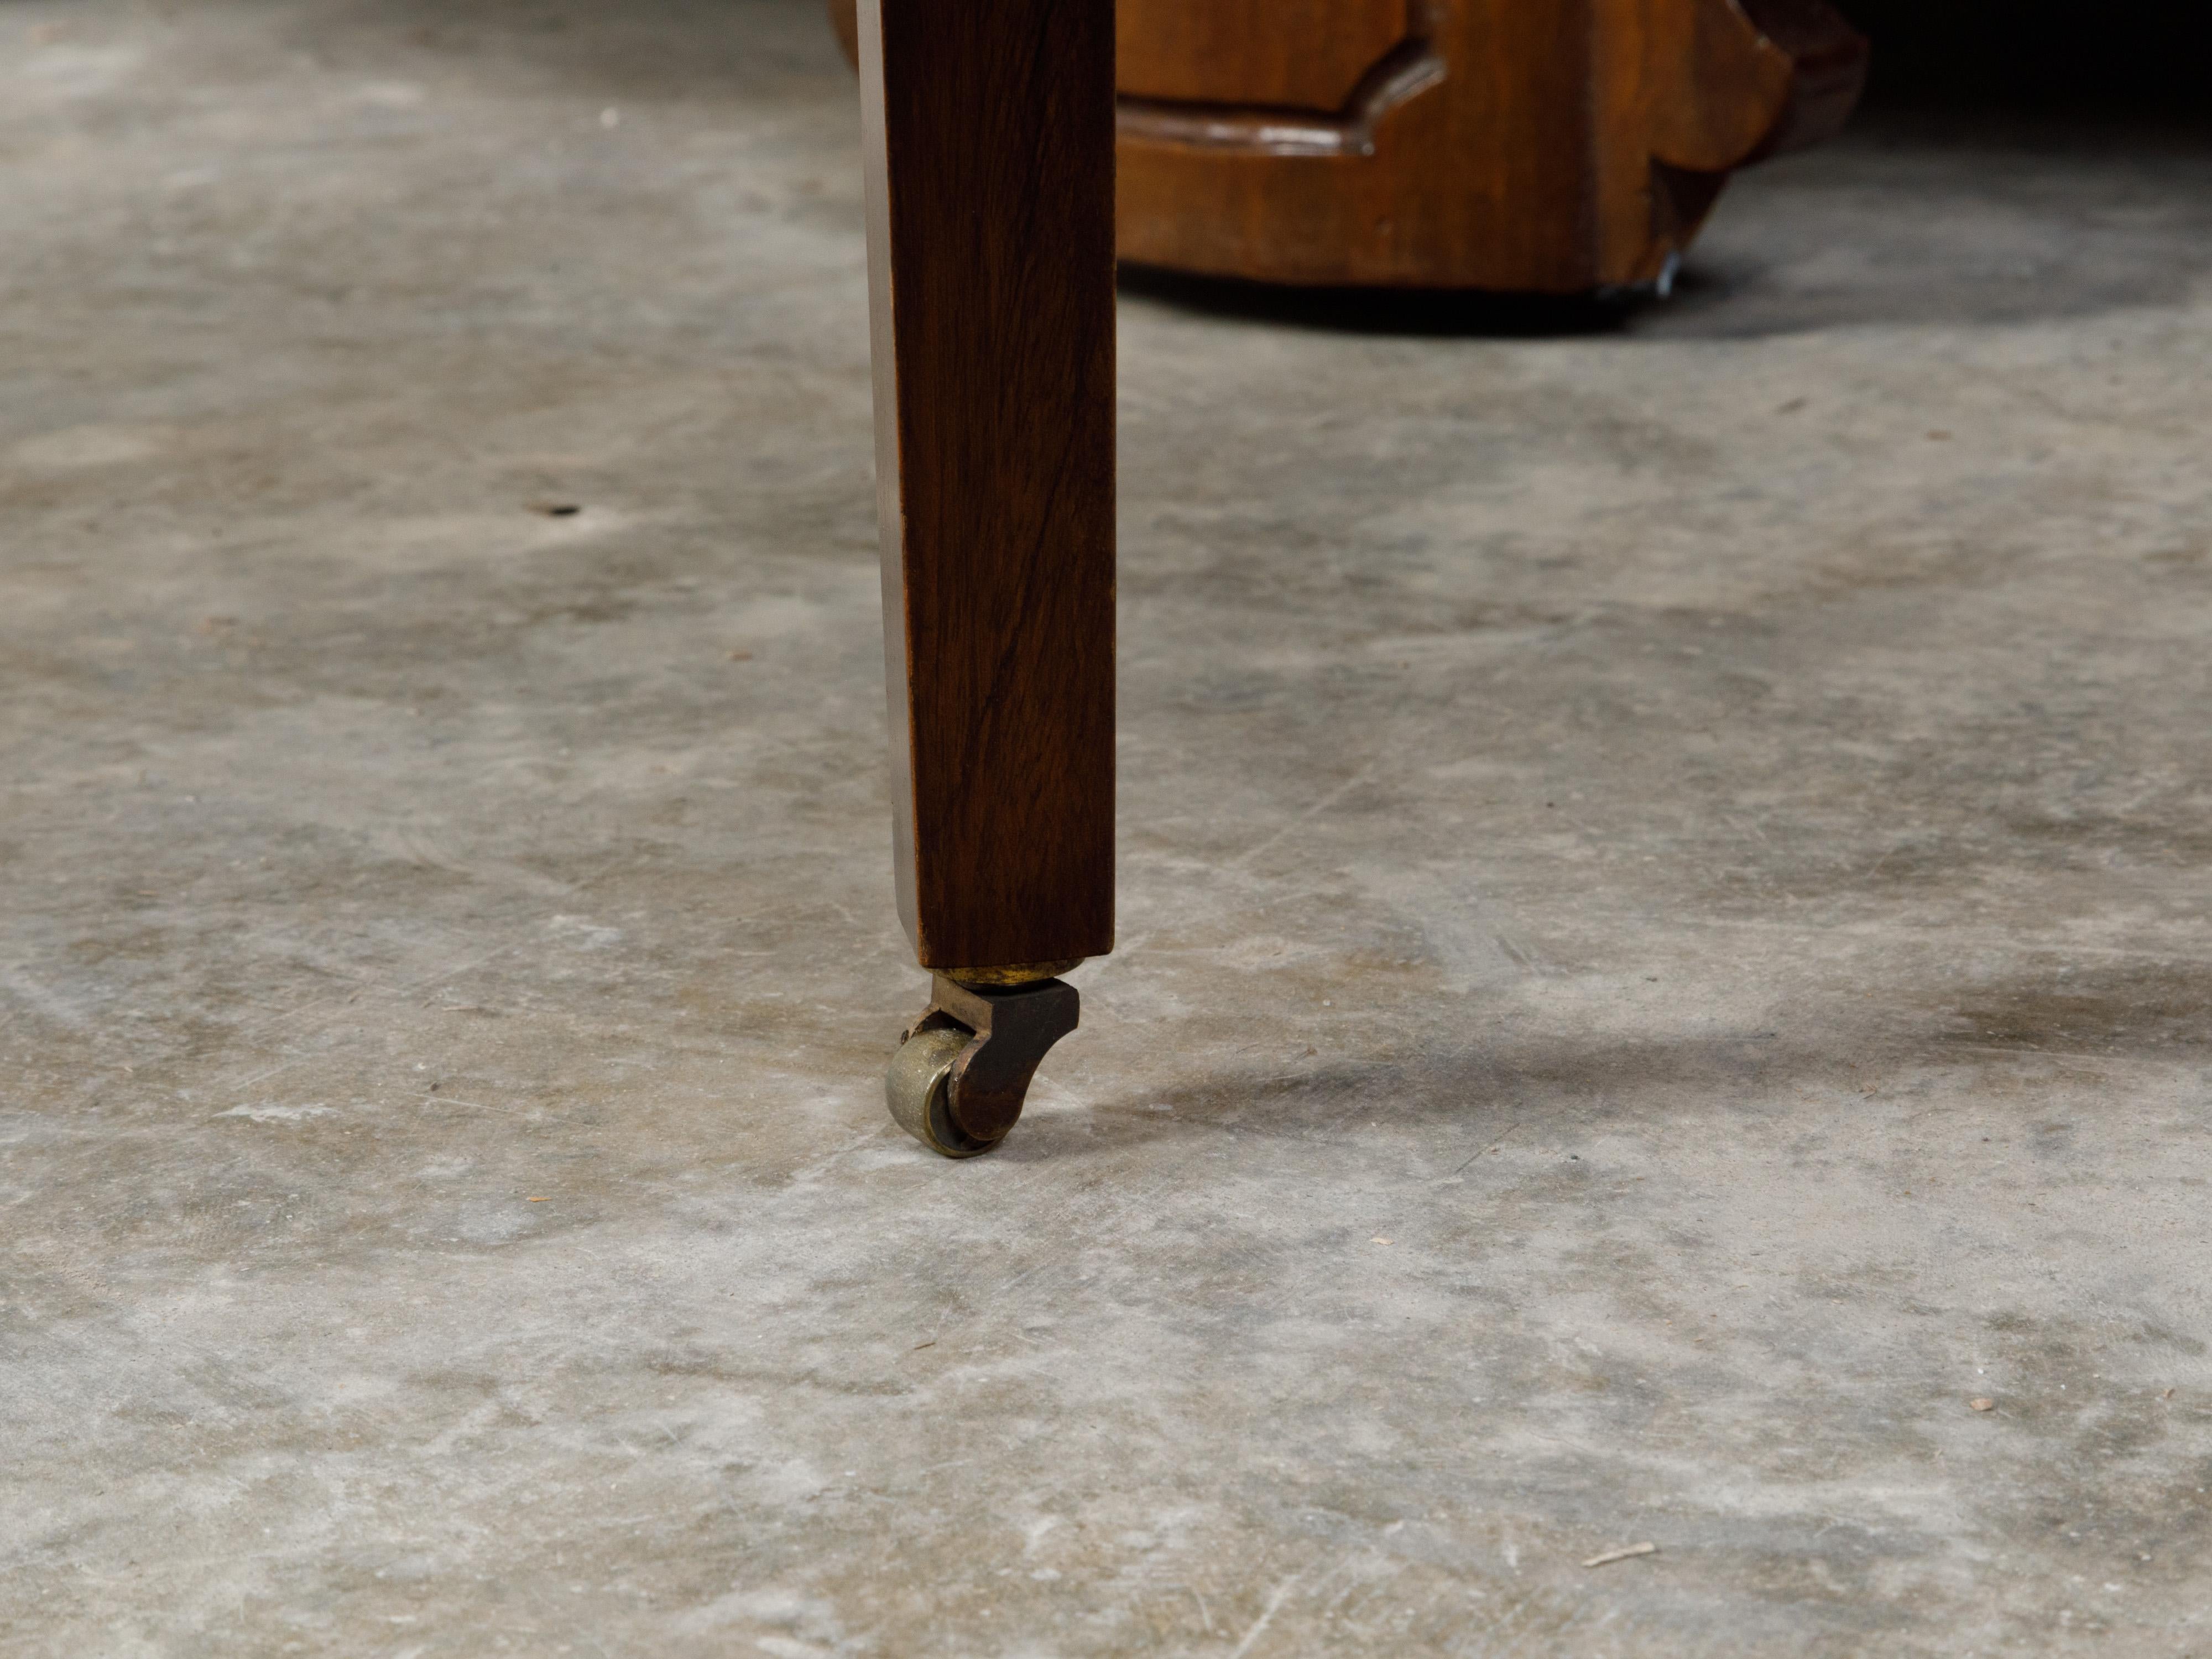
[886,1024,1002,1159]
[885,973,1082,1159]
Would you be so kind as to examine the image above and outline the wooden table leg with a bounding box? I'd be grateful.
[859,0,1117,1156]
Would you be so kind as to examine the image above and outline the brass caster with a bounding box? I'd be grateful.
[885,974,1081,1159]
[885,1025,996,1157]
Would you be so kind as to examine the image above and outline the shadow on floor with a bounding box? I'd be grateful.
[1006,1026,1808,1166]
[1005,947,2212,1164]
[1116,264,1640,341]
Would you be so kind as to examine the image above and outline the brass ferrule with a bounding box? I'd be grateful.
[940,958,1084,988]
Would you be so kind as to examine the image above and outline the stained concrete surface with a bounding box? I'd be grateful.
[3,2,2211,1653]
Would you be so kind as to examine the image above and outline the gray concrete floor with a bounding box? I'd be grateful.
[4,3,2210,1654]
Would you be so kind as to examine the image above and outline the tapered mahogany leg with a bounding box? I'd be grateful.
[858,0,1116,1154]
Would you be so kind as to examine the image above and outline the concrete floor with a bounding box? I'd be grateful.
[3,3,2209,1654]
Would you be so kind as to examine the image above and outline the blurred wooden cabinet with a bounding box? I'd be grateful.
[832,0,1867,291]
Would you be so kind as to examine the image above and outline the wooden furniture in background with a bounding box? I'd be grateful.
[857,0,1117,1155]
[833,0,1867,291]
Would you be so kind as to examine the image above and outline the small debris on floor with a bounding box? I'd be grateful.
[528,502,582,517]
[1371,1237,1392,1246]
[1583,1543,1658,1568]
[1970,1397,1995,1412]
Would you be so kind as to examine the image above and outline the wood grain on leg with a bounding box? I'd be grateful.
[858,0,1117,975]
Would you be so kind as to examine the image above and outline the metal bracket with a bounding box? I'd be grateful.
[904,973,1080,1146]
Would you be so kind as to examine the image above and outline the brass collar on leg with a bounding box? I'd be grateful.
[940,958,1084,988]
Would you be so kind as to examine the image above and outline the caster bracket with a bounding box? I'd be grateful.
[887,974,1080,1155]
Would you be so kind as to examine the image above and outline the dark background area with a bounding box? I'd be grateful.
[1841,0,2212,120]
